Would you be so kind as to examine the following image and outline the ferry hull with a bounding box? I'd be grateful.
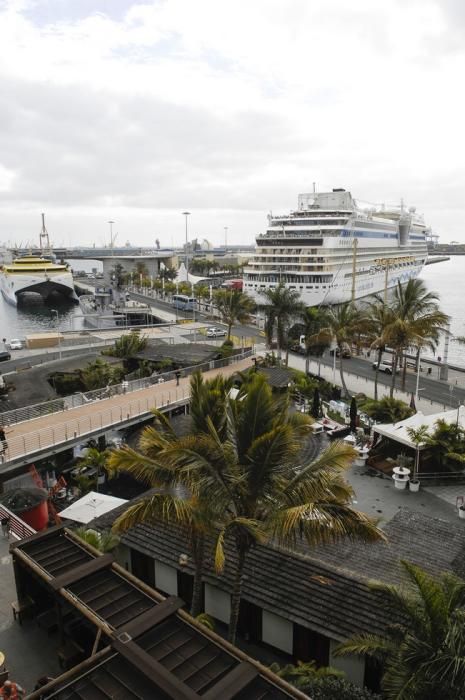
[0,272,79,306]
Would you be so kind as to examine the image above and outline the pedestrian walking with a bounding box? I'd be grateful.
[0,425,9,454]
[1,518,9,537]
[175,370,181,386]
[0,680,25,698]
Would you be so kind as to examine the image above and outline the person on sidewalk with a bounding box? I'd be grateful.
[0,680,26,698]
[1,518,9,537]
[0,425,9,454]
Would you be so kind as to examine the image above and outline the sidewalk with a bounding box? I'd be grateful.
[0,534,61,692]
[286,352,447,416]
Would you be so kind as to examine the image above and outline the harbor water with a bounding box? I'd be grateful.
[0,259,102,338]
[0,256,462,364]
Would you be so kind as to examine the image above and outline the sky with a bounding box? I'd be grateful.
[0,0,464,248]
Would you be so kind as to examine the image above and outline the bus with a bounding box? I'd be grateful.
[172,294,197,311]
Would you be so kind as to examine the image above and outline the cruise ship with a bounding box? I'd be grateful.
[0,215,78,306]
[243,189,430,306]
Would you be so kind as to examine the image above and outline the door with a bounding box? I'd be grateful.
[130,549,155,588]
[293,623,329,666]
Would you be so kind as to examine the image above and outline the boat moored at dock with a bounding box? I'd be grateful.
[243,188,431,306]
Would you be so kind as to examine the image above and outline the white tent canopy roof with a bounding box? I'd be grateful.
[374,405,465,450]
[176,263,209,285]
[59,491,127,524]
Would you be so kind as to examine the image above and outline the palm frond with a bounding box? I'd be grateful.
[112,492,196,533]
[335,633,397,662]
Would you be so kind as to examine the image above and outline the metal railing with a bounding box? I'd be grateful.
[0,504,36,540]
[0,351,254,464]
[0,349,253,428]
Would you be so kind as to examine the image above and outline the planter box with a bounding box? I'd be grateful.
[393,478,408,490]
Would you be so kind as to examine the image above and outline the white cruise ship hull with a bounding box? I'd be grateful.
[0,270,79,306]
[243,189,430,307]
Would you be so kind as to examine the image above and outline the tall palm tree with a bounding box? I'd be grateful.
[335,561,465,700]
[310,303,368,397]
[300,306,330,374]
[390,280,448,393]
[259,283,305,359]
[213,289,255,340]
[364,295,396,401]
[109,372,232,617]
[112,374,383,644]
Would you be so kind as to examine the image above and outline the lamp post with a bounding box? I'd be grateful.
[182,211,190,285]
[224,226,228,250]
[108,220,115,252]
[415,349,421,404]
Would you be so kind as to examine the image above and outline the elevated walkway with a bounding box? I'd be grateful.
[0,353,253,476]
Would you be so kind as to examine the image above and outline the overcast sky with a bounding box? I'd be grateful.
[0,0,463,248]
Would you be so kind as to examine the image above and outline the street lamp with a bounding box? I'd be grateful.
[182,211,190,285]
[108,220,115,251]
[224,226,228,250]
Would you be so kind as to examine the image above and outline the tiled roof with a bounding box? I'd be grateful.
[117,519,392,642]
[89,501,465,643]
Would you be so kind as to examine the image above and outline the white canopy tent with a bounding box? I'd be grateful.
[176,263,209,286]
[374,405,465,450]
[59,492,127,525]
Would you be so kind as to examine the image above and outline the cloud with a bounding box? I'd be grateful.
[0,0,463,245]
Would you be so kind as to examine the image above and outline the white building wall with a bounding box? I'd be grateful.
[115,544,132,572]
[262,610,293,654]
[329,640,365,686]
[155,561,178,595]
[204,584,230,624]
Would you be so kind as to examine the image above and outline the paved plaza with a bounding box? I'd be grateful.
[0,535,61,693]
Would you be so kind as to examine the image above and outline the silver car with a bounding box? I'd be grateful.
[207,327,227,338]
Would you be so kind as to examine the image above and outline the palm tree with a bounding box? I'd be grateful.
[335,561,465,700]
[213,289,255,340]
[259,283,305,359]
[390,280,448,393]
[77,446,113,491]
[364,295,396,401]
[109,372,232,617]
[311,303,368,397]
[111,332,148,361]
[112,373,383,643]
[362,396,414,423]
[300,306,330,374]
[406,424,430,482]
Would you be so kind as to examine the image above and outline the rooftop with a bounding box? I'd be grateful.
[12,527,300,699]
[89,495,465,643]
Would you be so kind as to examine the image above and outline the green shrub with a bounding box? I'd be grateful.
[299,676,381,700]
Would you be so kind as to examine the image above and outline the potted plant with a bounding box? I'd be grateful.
[459,505,465,520]
[406,425,430,493]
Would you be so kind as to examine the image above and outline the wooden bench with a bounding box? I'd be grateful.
[11,597,34,625]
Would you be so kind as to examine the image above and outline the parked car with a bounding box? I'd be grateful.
[372,361,398,374]
[207,327,227,338]
[329,347,352,358]
[0,351,11,362]
[9,339,23,350]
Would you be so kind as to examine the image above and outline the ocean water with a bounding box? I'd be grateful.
[419,256,465,366]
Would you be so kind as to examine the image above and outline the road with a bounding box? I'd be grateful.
[128,291,264,342]
[291,350,465,408]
